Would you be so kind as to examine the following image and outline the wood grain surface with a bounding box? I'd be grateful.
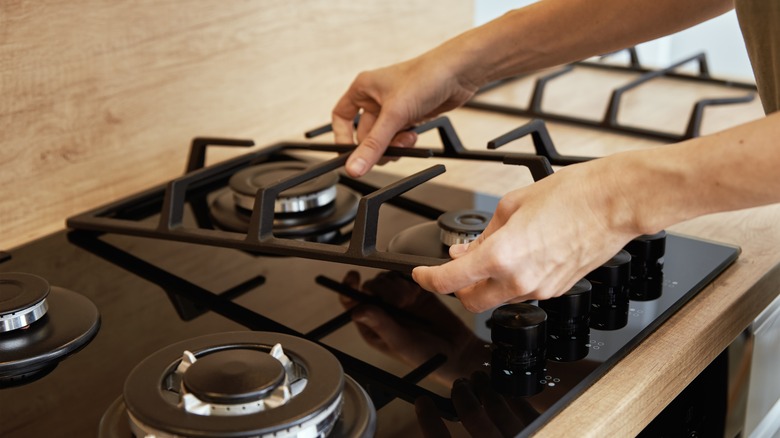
[0,0,472,249]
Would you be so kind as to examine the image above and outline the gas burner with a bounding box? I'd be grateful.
[388,209,493,258]
[210,161,359,242]
[0,272,100,388]
[0,272,49,333]
[100,331,375,438]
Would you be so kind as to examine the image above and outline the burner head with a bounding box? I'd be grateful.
[437,210,492,246]
[230,161,339,213]
[210,161,359,242]
[387,209,492,258]
[182,349,286,406]
[0,272,49,332]
[121,332,375,438]
[0,273,100,388]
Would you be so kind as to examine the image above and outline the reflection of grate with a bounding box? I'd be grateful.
[67,117,554,273]
[466,47,757,141]
[67,232,456,419]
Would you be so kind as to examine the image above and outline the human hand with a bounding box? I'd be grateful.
[332,53,479,177]
[340,271,486,385]
[412,158,641,312]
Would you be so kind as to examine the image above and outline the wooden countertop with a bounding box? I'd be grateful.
[372,66,779,436]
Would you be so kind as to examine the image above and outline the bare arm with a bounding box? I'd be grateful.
[333,0,735,176]
[453,0,735,85]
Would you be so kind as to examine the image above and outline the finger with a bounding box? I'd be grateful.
[451,379,503,438]
[332,92,360,145]
[389,130,418,148]
[448,243,469,259]
[356,111,377,144]
[453,278,517,314]
[412,248,490,295]
[470,371,527,436]
[415,397,451,438]
[346,107,408,177]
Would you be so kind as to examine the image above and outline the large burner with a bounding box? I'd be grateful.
[100,331,375,438]
[0,272,100,387]
[209,161,359,242]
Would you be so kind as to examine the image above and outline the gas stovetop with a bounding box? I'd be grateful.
[0,51,749,437]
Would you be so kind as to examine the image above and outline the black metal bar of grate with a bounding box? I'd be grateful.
[305,116,554,180]
[466,50,756,142]
[67,121,554,273]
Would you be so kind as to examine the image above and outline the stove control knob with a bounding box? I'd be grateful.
[538,279,592,361]
[624,231,666,279]
[624,231,666,301]
[490,303,547,397]
[587,250,631,330]
[437,210,492,247]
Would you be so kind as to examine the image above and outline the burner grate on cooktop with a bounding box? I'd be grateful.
[66,117,555,274]
[465,47,757,142]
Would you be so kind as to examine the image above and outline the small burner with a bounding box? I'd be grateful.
[387,209,493,258]
[210,162,359,242]
[0,272,49,332]
[106,331,375,438]
[0,273,100,388]
[437,210,492,247]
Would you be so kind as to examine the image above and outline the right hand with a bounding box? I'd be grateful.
[332,54,479,177]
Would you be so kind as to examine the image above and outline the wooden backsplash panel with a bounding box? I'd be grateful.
[0,1,472,249]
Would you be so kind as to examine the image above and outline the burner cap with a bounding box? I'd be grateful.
[123,332,371,438]
[437,210,492,247]
[0,273,50,332]
[183,349,285,405]
[230,162,339,213]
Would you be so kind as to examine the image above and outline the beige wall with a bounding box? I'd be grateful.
[0,1,472,249]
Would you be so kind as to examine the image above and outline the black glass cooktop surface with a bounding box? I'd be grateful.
[0,162,738,437]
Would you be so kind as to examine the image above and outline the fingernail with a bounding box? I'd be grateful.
[347,157,367,177]
[449,243,468,256]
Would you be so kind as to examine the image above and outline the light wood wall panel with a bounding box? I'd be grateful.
[0,1,472,249]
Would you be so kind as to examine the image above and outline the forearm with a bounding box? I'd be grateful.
[606,113,780,235]
[432,0,734,86]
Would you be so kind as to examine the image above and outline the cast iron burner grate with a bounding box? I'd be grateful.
[66,117,554,274]
[464,47,757,142]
